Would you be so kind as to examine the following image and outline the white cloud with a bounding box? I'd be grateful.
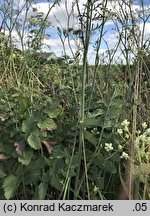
[104,31,119,49]
[42,37,78,57]
[3,29,29,50]
[139,22,150,43]
[30,1,79,29]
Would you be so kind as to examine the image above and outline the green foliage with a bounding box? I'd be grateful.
[18,151,33,165]
[84,130,98,146]
[2,175,20,200]
[37,117,57,131]
[38,182,48,200]
[27,132,41,150]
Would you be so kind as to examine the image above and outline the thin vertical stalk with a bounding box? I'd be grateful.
[87,0,108,112]
[74,0,93,199]
[129,58,140,199]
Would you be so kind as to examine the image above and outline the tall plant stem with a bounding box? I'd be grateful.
[87,0,108,112]
[74,0,93,200]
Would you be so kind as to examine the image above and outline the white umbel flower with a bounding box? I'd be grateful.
[117,129,123,135]
[120,152,129,160]
[105,143,113,152]
[142,122,147,129]
[118,145,123,150]
[121,119,130,127]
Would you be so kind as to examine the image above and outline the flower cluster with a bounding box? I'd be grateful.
[117,119,130,140]
[104,143,113,152]
[115,119,130,159]
[135,128,150,146]
[117,128,123,135]
[142,122,147,129]
[120,152,129,160]
[121,119,130,132]
[102,120,150,162]
[134,126,150,162]
[117,120,150,162]
[118,144,123,150]
[93,186,99,193]
[91,127,100,135]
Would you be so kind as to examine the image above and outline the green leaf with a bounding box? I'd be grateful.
[84,131,97,146]
[111,98,124,106]
[16,95,28,113]
[52,158,65,171]
[93,155,105,167]
[18,150,33,165]
[27,132,41,150]
[38,182,48,200]
[0,168,6,178]
[28,157,47,170]
[21,115,37,135]
[3,175,20,199]
[23,169,41,185]
[95,176,104,190]
[83,118,101,127]
[108,106,122,117]
[50,174,63,191]
[104,161,117,174]
[88,109,104,118]
[37,117,57,131]
[104,119,114,128]
[48,108,61,118]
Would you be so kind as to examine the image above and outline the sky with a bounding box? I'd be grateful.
[0,0,150,64]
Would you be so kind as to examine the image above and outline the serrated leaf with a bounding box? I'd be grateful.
[38,182,48,200]
[29,157,47,170]
[3,175,20,199]
[88,109,104,118]
[111,98,124,106]
[21,120,29,134]
[37,118,57,131]
[95,176,104,190]
[104,161,117,174]
[84,131,97,145]
[21,115,37,135]
[18,150,33,165]
[104,120,114,128]
[50,174,62,191]
[23,169,41,185]
[83,118,101,127]
[27,133,41,150]
[48,108,61,118]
